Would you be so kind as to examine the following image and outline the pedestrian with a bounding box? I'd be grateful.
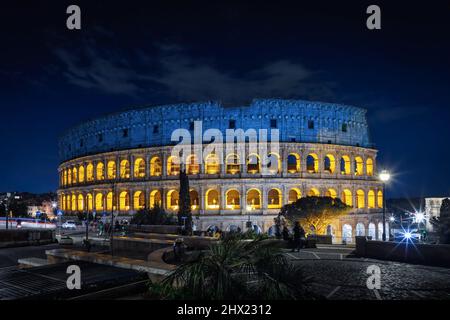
[291,221,305,252]
[282,226,291,241]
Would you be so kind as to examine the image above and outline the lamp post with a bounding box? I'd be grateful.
[379,170,391,241]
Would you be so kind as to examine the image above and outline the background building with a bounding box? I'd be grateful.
[57,99,386,242]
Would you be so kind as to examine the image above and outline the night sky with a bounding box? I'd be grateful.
[1,0,449,198]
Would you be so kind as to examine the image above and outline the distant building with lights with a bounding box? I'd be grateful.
[57,99,387,242]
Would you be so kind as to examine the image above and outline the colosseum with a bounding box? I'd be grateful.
[57,99,387,243]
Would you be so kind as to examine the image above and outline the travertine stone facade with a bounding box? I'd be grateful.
[57,99,384,240]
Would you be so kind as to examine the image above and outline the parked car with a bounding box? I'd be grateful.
[62,220,77,230]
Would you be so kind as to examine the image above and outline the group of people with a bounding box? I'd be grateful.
[281,221,307,252]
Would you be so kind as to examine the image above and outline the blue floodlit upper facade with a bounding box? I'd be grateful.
[59,99,371,162]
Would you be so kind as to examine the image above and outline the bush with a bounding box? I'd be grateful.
[131,206,177,225]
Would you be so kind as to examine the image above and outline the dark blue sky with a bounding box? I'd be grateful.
[1,0,449,198]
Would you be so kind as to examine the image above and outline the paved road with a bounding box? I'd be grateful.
[0,244,60,268]
[285,246,450,300]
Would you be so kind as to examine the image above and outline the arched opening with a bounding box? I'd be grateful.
[71,194,76,211]
[119,191,130,211]
[342,189,353,207]
[340,155,351,175]
[356,189,365,208]
[95,193,104,211]
[326,225,333,236]
[120,160,131,179]
[187,154,200,175]
[190,189,199,210]
[107,161,116,179]
[268,188,282,209]
[150,156,162,176]
[377,222,383,240]
[77,194,84,211]
[225,189,240,209]
[86,193,93,212]
[368,190,376,208]
[306,153,319,173]
[324,154,336,173]
[167,156,180,176]
[96,162,105,180]
[356,223,366,236]
[307,188,320,197]
[72,167,78,184]
[133,191,145,210]
[246,189,261,209]
[134,158,146,178]
[78,165,85,183]
[226,154,240,174]
[67,168,72,185]
[325,188,337,199]
[247,154,260,174]
[266,153,281,174]
[106,192,114,211]
[366,158,374,176]
[63,170,67,186]
[86,163,94,181]
[149,190,162,208]
[377,190,383,208]
[205,189,220,210]
[205,153,220,174]
[167,190,179,210]
[354,156,363,176]
[287,153,300,173]
[342,224,353,243]
[226,225,241,233]
[288,188,301,203]
[368,223,376,239]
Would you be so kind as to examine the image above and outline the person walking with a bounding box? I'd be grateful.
[291,221,305,252]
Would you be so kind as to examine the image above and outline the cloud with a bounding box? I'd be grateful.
[52,40,334,103]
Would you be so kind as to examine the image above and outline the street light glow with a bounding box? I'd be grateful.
[379,170,391,182]
[389,216,395,222]
[415,212,425,223]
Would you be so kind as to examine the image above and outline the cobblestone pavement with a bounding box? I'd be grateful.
[285,246,450,300]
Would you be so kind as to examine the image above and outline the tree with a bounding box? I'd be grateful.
[280,196,351,235]
[131,206,176,225]
[8,199,29,218]
[430,198,450,244]
[148,238,313,300]
[178,168,192,234]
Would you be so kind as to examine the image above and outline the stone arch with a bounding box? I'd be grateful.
[187,154,200,175]
[77,194,84,211]
[78,165,85,183]
[134,158,146,178]
[247,153,260,174]
[246,188,261,209]
[106,192,114,211]
[86,163,94,181]
[205,153,220,174]
[86,193,93,212]
[95,193,104,211]
[167,189,179,210]
[120,160,131,179]
[150,156,162,176]
[167,156,180,176]
[354,156,364,176]
[119,191,130,211]
[356,223,365,236]
[368,223,376,239]
[226,153,240,174]
[107,161,116,179]
[306,153,319,173]
[133,191,145,210]
[226,189,240,209]
[149,190,162,208]
[366,158,374,176]
[71,194,77,211]
[377,190,383,208]
[268,188,282,209]
[67,168,72,185]
[342,224,353,243]
[266,152,281,174]
[340,155,351,175]
[72,167,78,184]
[96,162,105,180]
[324,154,336,173]
[342,189,353,207]
[368,190,376,208]
[287,153,301,173]
[377,222,383,240]
[205,189,220,210]
[190,189,199,209]
[288,188,301,203]
[356,189,365,208]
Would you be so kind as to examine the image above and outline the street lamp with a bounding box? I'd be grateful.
[379,170,391,241]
